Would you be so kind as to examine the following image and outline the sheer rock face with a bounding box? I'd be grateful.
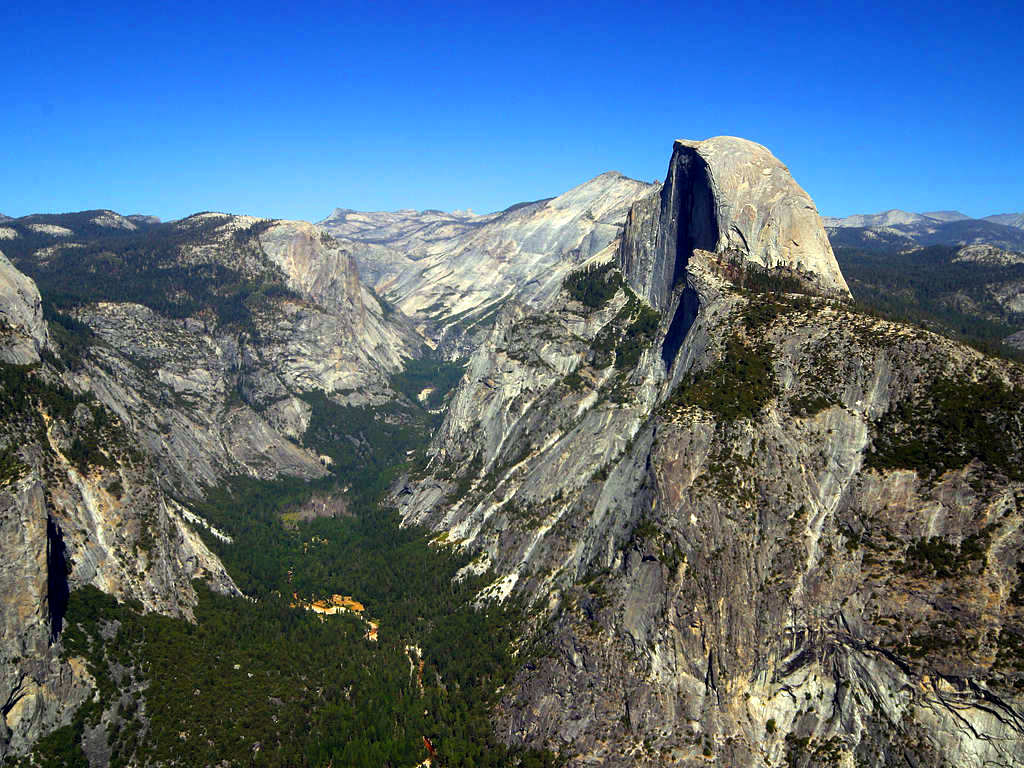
[0,249,49,364]
[620,137,849,312]
[0,443,238,756]
[259,220,364,317]
[256,219,416,379]
[395,140,1023,766]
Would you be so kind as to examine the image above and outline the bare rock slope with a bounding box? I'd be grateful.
[322,172,656,353]
[0,259,236,756]
[0,250,49,364]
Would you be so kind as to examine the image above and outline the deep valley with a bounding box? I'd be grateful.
[2,137,1024,768]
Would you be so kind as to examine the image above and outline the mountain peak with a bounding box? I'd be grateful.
[620,136,850,310]
[825,209,936,228]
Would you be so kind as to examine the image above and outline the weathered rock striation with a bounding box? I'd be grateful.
[323,171,656,354]
[620,137,849,312]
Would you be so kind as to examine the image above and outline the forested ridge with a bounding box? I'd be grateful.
[833,242,1024,358]
[2,214,295,332]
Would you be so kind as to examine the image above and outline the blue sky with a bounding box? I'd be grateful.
[2,0,1020,221]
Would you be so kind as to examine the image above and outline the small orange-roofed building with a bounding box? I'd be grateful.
[307,594,365,616]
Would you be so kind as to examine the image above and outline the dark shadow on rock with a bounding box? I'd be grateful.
[46,516,69,641]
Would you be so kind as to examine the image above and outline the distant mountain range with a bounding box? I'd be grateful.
[825,208,1024,229]
[986,212,1024,228]
[319,170,655,355]
[824,208,1024,251]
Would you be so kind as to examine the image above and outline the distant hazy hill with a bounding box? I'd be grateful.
[823,209,938,228]
[986,212,1024,229]
[827,207,1023,231]
[921,209,971,222]
[826,209,1024,251]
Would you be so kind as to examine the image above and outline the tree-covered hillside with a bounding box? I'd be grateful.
[833,242,1024,356]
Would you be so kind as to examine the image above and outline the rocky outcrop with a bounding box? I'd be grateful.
[258,219,417,377]
[259,220,363,310]
[0,479,94,759]
[1,449,237,756]
[0,249,49,364]
[400,255,1024,767]
[953,243,1024,266]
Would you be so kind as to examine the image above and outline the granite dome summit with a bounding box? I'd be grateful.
[618,136,849,313]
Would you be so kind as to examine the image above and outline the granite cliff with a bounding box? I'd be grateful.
[394,137,1024,766]
[0,250,48,365]
[1,250,236,756]
[619,138,849,311]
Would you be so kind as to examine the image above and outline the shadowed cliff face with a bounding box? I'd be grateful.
[619,137,851,376]
[616,146,717,370]
[618,146,717,314]
[45,517,68,641]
